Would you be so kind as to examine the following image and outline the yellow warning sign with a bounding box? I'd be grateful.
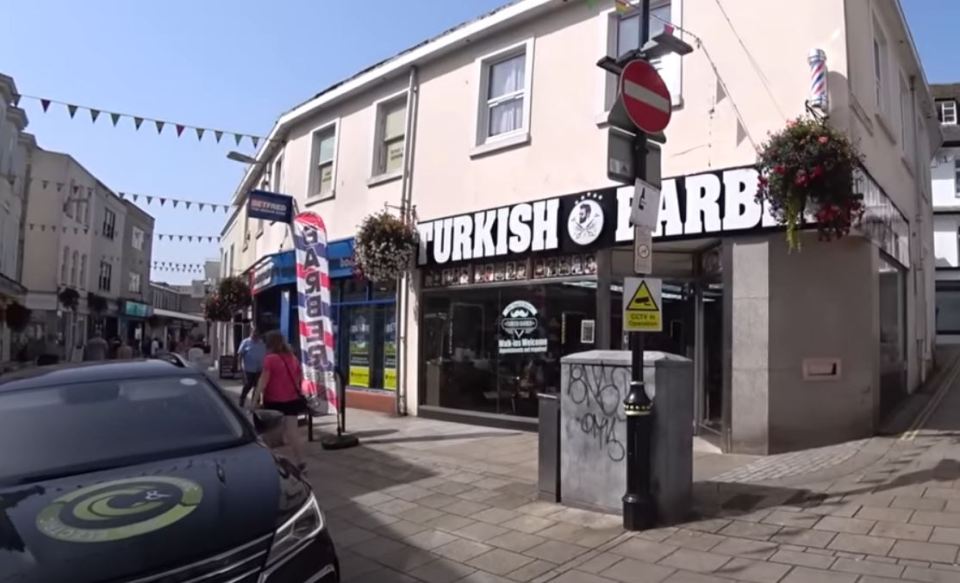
[623,277,662,332]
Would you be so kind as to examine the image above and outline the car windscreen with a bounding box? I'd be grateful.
[0,375,250,485]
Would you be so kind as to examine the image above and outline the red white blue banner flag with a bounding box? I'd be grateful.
[293,212,338,415]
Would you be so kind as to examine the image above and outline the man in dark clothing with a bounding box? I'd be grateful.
[82,331,109,361]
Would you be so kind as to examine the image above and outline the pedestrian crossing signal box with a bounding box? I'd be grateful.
[623,277,662,332]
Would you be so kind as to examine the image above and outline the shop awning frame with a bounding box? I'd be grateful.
[152,308,206,324]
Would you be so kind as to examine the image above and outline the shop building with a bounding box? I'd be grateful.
[118,200,154,352]
[221,0,939,453]
[930,85,960,343]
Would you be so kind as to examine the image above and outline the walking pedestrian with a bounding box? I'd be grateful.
[237,328,266,407]
[248,330,306,471]
[149,336,160,357]
[82,331,108,362]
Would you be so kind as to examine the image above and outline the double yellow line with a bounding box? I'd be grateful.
[901,353,960,441]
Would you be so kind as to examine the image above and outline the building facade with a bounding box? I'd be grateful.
[21,150,155,359]
[119,199,154,351]
[930,85,960,343]
[221,0,939,453]
[0,74,36,363]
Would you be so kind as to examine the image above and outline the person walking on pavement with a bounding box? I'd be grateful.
[149,336,160,357]
[247,331,307,471]
[237,328,266,407]
[82,331,109,362]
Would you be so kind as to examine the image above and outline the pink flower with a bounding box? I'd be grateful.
[811,165,824,178]
[818,136,829,144]
[774,165,786,175]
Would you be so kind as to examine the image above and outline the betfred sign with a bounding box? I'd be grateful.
[619,59,672,134]
[416,167,779,266]
[248,190,294,223]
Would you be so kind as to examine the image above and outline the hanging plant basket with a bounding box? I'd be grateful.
[58,287,80,311]
[218,276,251,314]
[355,211,418,282]
[755,117,865,250]
[87,292,108,314]
[5,302,31,332]
[204,293,233,322]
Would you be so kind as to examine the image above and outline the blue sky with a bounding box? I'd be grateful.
[0,0,507,285]
[0,0,955,285]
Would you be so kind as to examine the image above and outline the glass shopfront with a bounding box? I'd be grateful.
[421,280,596,418]
[331,279,397,391]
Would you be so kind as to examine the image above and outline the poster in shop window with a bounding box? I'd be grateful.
[498,300,548,355]
[383,311,398,391]
[348,312,371,387]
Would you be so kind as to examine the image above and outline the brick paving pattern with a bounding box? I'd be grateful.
[219,364,960,582]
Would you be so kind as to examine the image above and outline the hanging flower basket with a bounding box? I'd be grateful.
[755,117,864,250]
[5,302,31,332]
[217,276,251,314]
[355,211,419,282]
[58,287,80,311]
[203,293,233,322]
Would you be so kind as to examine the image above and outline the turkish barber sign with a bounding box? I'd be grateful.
[417,166,781,267]
[248,190,294,223]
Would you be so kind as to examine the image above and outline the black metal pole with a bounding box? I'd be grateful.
[623,0,656,531]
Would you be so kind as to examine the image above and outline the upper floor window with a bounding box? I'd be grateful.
[939,100,957,125]
[98,261,112,292]
[373,95,407,177]
[873,20,889,118]
[132,226,144,250]
[70,250,78,286]
[60,246,69,284]
[604,2,679,112]
[102,208,116,240]
[309,124,337,199]
[79,254,87,288]
[474,40,535,152]
[954,159,960,197]
[129,272,141,294]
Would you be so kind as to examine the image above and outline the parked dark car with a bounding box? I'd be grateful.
[0,359,339,583]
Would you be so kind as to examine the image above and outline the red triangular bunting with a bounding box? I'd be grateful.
[89,109,100,123]
[195,128,205,141]
[67,104,78,118]
[134,117,144,130]
[40,99,51,112]
[214,130,223,143]
[110,112,121,126]
[175,124,185,137]
[155,121,164,134]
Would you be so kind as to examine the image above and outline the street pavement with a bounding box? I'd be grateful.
[221,367,960,582]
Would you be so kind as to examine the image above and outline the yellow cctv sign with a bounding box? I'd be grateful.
[623,277,662,333]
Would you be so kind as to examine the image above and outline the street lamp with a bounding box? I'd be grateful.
[226,151,259,165]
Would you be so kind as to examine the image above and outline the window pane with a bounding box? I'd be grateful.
[319,163,333,193]
[489,97,523,136]
[617,14,641,57]
[318,133,335,163]
[385,138,404,173]
[383,102,406,141]
[488,54,525,99]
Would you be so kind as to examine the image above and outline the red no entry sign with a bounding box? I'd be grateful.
[619,59,672,134]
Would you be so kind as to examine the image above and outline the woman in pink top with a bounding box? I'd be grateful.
[249,330,307,469]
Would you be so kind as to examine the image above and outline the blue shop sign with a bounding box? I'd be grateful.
[248,190,294,223]
[328,239,356,278]
[252,251,296,295]
[124,301,152,318]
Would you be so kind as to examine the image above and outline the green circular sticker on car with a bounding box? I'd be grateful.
[36,476,203,543]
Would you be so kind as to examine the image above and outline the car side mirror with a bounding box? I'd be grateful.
[252,409,283,434]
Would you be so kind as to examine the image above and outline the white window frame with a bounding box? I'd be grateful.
[132,226,144,251]
[872,16,893,134]
[471,38,535,157]
[129,271,141,294]
[370,91,408,183]
[306,120,340,201]
[61,246,69,284]
[70,250,78,286]
[598,0,681,122]
[98,260,112,292]
[102,207,116,240]
[940,100,957,125]
[79,254,87,289]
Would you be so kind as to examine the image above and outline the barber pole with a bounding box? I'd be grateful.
[293,211,338,415]
[808,48,828,111]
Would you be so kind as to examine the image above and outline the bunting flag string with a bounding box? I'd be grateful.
[12,94,271,147]
[25,223,222,243]
[151,261,206,273]
[0,172,235,214]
